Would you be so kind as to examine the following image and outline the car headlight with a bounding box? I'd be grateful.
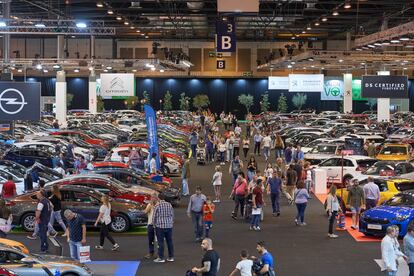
[396,215,410,221]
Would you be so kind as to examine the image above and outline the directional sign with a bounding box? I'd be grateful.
[216,60,226,70]
[216,19,236,52]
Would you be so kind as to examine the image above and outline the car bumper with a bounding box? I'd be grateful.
[359,219,410,237]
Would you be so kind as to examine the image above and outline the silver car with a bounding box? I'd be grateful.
[0,244,92,276]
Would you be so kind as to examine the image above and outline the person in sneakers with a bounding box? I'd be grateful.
[250,179,264,231]
[294,181,309,226]
[229,249,253,276]
[144,193,158,260]
[211,166,222,203]
[191,238,220,276]
[93,195,119,251]
[218,138,227,165]
[285,164,297,205]
[153,193,175,263]
[187,186,207,242]
[64,209,86,260]
[347,179,365,230]
[326,185,341,238]
[48,185,67,237]
[267,171,282,217]
[229,172,248,220]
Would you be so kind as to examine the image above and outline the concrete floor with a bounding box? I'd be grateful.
[8,154,382,276]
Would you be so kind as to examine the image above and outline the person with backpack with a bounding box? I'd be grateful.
[252,241,275,276]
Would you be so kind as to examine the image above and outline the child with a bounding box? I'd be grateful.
[229,249,253,276]
[203,198,215,238]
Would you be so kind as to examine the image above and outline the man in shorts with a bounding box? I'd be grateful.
[347,179,365,230]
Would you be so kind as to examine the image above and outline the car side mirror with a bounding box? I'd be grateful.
[21,257,36,266]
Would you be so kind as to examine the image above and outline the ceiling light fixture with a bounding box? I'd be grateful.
[74,68,80,73]
[332,10,339,16]
[124,21,129,25]
[145,63,155,68]
[17,69,23,73]
[76,22,87,28]
[390,39,400,43]
[182,61,191,67]
[339,59,344,62]
[36,64,42,70]
[53,64,60,69]
[116,16,122,21]
[150,67,156,71]
[106,66,112,70]
[96,2,104,8]
[43,69,48,73]
[130,26,135,29]
[302,31,306,34]
[344,0,351,9]
[406,45,414,48]
[400,36,410,41]
[403,67,408,70]
[145,35,149,38]
[314,22,320,26]
[322,17,328,22]
[160,69,165,73]
[306,25,312,30]
[132,69,137,72]
[35,23,46,28]
[107,10,114,15]
[104,69,108,72]
[136,30,141,33]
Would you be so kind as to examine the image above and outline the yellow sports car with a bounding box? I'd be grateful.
[376,144,412,161]
[336,178,414,210]
[0,238,30,254]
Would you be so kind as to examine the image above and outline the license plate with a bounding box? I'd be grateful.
[367,224,382,230]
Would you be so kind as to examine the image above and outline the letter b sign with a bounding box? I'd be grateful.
[216,60,226,70]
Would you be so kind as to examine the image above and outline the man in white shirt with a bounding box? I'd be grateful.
[230,249,253,276]
[381,226,407,276]
[363,176,381,210]
[261,134,272,162]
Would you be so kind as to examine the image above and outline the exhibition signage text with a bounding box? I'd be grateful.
[216,19,236,53]
[288,74,324,92]
[361,75,408,98]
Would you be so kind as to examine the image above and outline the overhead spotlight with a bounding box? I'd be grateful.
[145,35,149,38]
[291,36,296,40]
[124,21,129,25]
[88,66,94,71]
[140,33,145,36]
[302,31,306,34]
[382,40,390,45]
[17,69,23,73]
[36,64,43,70]
[130,26,135,29]
[53,64,60,69]
[107,10,114,15]
[106,66,112,70]
[287,65,292,69]
[321,67,325,70]
[74,68,80,73]
[322,17,328,22]
[76,22,87,28]
[339,59,344,62]
[160,69,165,73]
[390,39,400,43]
[403,67,408,70]
[103,69,108,72]
[116,16,122,21]
[314,22,320,26]
[35,23,46,28]
[344,0,351,9]
[132,69,137,72]
[150,67,156,71]
[96,2,104,8]
[306,25,312,30]
[400,36,410,41]
[136,30,141,33]
[355,48,362,51]
[361,62,365,65]
[332,10,339,16]
[374,42,382,46]
[43,69,48,73]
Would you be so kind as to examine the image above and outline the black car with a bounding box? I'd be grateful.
[88,167,181,206]
[3,148,54,168]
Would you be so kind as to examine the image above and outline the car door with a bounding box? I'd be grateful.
[341,158,355,175]
[319,158,341,182]
[71,191,101,222]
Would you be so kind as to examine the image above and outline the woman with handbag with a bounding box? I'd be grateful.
[326,185,341,238]
[0,199,12,238]
[94,195,120,250]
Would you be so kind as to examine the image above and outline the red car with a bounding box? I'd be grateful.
[119,143,183,165]
[92,161,173,185]
[50,131,110,149]
[45,174,156,205]
[0,267,17,276]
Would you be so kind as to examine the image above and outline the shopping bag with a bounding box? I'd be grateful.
[252,207,262,215]
[79,246,91,263]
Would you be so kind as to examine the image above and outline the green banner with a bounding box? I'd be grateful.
[352,79,368,101]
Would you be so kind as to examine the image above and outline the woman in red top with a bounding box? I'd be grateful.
[250,179,263,231]
[229,172,247,220]
[1,176,16,199]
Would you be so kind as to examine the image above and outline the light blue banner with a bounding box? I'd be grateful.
[321,78,344,101]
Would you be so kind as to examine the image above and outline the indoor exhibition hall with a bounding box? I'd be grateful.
[1,1,414,276]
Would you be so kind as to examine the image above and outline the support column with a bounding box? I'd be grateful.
[2,0,11,80]
[346,32,351,51]
[55,71,67,127]
[57,35,64,61]
[343,73,353,113]
[377,71,390,122]
[89,71,97,114]
[90,35,95,59]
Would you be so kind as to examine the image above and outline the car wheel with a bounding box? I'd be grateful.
[110,214,130,233]
[62,273,79,276]
[21,213,36,232]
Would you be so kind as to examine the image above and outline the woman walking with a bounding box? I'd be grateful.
[274,134,285,159]
[218,138,227,165]
[242,136,250,161]
[247,156,258,183]
[327,185,341,238]
[294,181,309,226]
[233,134,241,159]
[48,185,67,236]
[0,199,12,238]
[94,195,120,250]
[212,166,223,203]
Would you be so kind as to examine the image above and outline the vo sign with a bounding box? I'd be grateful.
[321,79,344,101]
[216,19,236,52]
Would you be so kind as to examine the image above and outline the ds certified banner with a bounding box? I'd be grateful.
[289,74,324,92]
[362,75,408,98]
[321,79,344,101]
[100,73,135,98]
[268,77,289,90]
[0,82,41,121]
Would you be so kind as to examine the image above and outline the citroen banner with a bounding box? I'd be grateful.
[100,73,135,98]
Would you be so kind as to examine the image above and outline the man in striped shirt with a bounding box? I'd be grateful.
[153,194,175,263]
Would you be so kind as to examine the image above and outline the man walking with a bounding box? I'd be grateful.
[262,133,272,162]
[267,171,282,216]
[64,209,87,260]
[254,241,275,276]
[187,186,207,242]
[182,153,191,196]
[381,226,407,276]
[35,190,52,253]
[253,132,262,156]
[363,177,380,210]
[285,164,297,204]
[191,238,220,276]
[347,179,365,230]
[190,131,199,159]
[153,194,175,263]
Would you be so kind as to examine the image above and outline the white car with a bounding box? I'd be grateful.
[317,155,377,184]
[109,147,181,175]
[388,128,414,141]
[339,134,385,146]
[304,143,345,165]
[116,118,146,132]
[354,161,414,183]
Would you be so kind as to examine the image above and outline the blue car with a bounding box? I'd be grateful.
[359,191,414,237]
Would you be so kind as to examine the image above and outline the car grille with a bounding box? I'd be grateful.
[363,217,390,224]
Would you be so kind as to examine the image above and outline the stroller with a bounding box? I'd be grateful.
[196,140,206,165]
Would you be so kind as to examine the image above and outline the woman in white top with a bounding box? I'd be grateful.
[326,185,341,238]
[94,195,119,250]
[218,138,227,165]
[212,165,223,203]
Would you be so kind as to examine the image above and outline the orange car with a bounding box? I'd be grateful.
[0,238,30,254]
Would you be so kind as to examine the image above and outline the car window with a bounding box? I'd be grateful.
[405,163,414,173]
[374,180,388,192]
[342,159,354,167]
[19,149,33,156]
[380,146,407,155]
[320,158,340,167]
[73,191,99,203]
[395,182,414,191]
[385,194,414,206]
[0,250,25,264]
[357,160,377,169]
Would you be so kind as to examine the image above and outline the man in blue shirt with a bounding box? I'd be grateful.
[256,241,275,276]
[267,171,282,216]
[64,209,87,260]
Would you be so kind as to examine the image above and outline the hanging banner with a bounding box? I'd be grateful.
[216,19,236,53]
[0,82,41,121]
[144,104,160,171]
[361,75,408,98]
[217,0,259,12]
[288,74,324,92]
[100,73,135,98]
[268,76,289,90]
[321,78,344,101]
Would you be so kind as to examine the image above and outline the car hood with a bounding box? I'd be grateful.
[376,154,409,161]
[363,205,414,220]
[305,153,336,159]
[33,254,86,267]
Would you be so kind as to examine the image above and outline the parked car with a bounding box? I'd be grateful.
[354,161,414,182]
[359,190,414,237]
[3,148,54,168]
[50,131,110,149]
[9,185,147,233]
[304,143,344,165]
[376,143,413,161]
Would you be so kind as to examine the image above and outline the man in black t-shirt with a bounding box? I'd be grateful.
[191,238,220,276]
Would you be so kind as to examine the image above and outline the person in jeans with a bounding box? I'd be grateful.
[35,190,52,253]
[242,136,250,161]
[64,209,86,260]
[153,194,175,263]
[382,226,407,276]
[363,176,380,210]
[187,186,207,242]
[254,241,275,276]
[403,224,414,276]
[218,138,227,165]
[285,164,297,204]
[182,153,191,196]
[274,134,284,159]
[144,194,158,259]
[326,185,341,238]
[191,238,220,276]
[250,179,264,231]
[94,195,119,251]
[294,181,309,226]
[347,179,365,230]
[267,171,282,216]
[48,185,67,236]
[253,132,262,155]
[229,155,243,184]
[190,131,199,159]
[229,172,248,220]
[261,133,272,162]
[246,156,258,183]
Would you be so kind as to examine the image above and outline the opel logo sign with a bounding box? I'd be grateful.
[0,88,28,115]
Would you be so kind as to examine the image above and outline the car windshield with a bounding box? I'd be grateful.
[309,145,337,154]
[363,163,395,175]
[383,194,414,206]
[1,166,25,178]
[379,146,407,155]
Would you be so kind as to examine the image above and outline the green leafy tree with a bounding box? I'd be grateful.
[97,95,105,112]
[67,93,74,109]
[366,98,377,111]
[163,91,173,111]
[238,94,254,114]
[277,93,288,113]
[125,96,139,110]
[260,92,270,112]
[179,93,191,111]
[292,93,307,110]
[192,94,210,111]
